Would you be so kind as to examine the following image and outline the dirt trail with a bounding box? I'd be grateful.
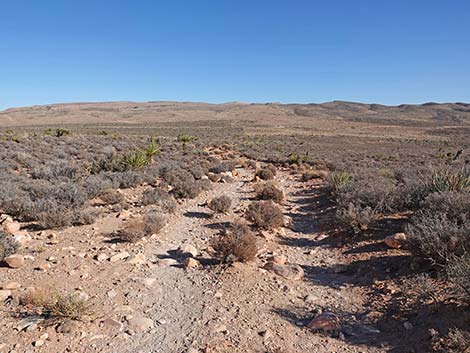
[1,166,389,353]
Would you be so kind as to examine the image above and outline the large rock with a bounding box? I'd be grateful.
[4,220,21,233]
[264,262,304,281]
[4,254,25,268]
[306,312,341,332]
[183,257,200,269]
[126,316,154,332]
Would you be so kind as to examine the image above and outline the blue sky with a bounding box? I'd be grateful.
[1,0,469,109]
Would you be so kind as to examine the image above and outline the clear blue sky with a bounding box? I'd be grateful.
[1,0,469,109]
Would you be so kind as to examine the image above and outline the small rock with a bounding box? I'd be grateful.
[127,253,146,265]
[126,316,154,332]
[15,316,44,332]
[36,263,51,271]
[102,318,123,331]
[264,262,304,281]
[95,253,108,262]
[258,328,273,339]
[0,289,12,302]
[33,340,44,347]
[1,282,20,290]
[212,324,228,334]
[13,233,31,246]
[176,244,198,258]
[138,277,157,287]
[56,320,78,334]
[385,233,407,249]
[183,257,200,269]
[267,255,287,265]
[304,294,318,304]
[307,312,341,332]
[109,251,130,262]
[403,322,413,330]
[158,258,178,267]
[4,254,25,268]
[4,221,21,233]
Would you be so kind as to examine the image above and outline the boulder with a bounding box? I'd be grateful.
[183,257,200,269]
[4,254,25,268]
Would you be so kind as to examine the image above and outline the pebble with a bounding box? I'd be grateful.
[109,251,130,262]
[95,253,108,262]
[127,253,146,265]
[1,282,20,290]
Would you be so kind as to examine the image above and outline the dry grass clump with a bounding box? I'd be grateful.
[255,165,277,180]
[115,219,146,243]
[143,212,167,235]
[208,195,232,214]
[21,288,94,321]
[448,254,470,300]
[255,181,284,204]
[212,221,258,263]
[116,212,167,242]
[141,187,177,213]
[0,230,19,261]
[245,201,284,230]
[432,328,470,353]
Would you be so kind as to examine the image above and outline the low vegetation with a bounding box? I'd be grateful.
[0,230,19,261]
[255,181,284,204]
[245,201,284,229]
[208,195,232,214]
[212,221,258,263]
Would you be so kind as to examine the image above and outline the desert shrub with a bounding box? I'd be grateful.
[115,219,146,243]
[255,168,275,180]
[143,212,167,235]
[327,171,352,193]
[209,161,236,174]
[163,169,201,199]
[212,221,258,263]
[432,328,470,353]
[177,134,197,143]
[255,181,284,204]
[198,178,213,191]
[422,191,470,222]
[245,201,284,229]
[401,274,440,305]
[208,195,232,213]
[407,210,470,264]
[54,128,71,137]
[141,188,177,213]
[301,169,322,181]
[0,230,19,261]
[21,288,94,321]
[98,189,125,205]
[447,254,470,300]
[336,203,377,234]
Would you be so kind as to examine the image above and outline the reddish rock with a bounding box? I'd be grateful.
[385,232,407,249]
[306,312,341,332]
[4,254,25,268]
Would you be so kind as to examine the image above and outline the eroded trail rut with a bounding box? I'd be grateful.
[119,167,384,353]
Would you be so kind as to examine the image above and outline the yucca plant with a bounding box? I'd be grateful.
[125,150,150,170]
[328,171,352,193]
[422,167,470,192]
[177,134,196,143]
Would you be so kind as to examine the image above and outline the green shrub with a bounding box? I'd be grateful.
[327,171,352,193]
[0,230,19,261]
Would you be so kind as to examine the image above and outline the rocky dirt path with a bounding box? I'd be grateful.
[1,166,391,353]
